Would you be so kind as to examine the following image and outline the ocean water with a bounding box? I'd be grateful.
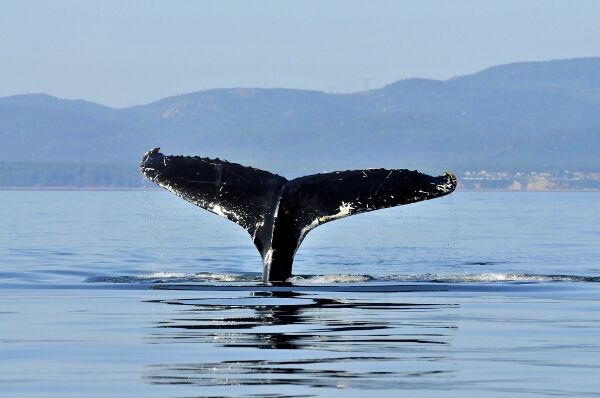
[1,190,599,397]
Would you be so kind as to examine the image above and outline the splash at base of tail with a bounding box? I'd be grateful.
[140,147,457,282]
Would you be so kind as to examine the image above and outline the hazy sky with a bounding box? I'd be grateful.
[2,0,600,107]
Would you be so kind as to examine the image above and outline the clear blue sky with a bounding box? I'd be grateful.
[1,0,599,107]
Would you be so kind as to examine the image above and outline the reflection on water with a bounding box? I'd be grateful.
[144,291,457,391]
[3,287,599,398]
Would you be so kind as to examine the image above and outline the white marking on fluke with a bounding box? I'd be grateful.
[211,204,227,218]
[319,201,355,224]
[252,219,265,240]
[298,201,356,245]
[436,180,454,193]
[208,203,244,222]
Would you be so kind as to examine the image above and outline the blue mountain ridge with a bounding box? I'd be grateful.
[1,57,599,175]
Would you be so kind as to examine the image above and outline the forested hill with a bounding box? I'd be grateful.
[1,57,599,177]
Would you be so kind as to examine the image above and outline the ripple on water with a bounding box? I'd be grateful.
[86,272,600,284]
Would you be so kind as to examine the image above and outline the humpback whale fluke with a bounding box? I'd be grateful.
[140,148,457,282]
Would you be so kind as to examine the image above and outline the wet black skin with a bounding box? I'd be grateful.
[140,147,457,283]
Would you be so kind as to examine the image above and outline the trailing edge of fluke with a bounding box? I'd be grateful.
[140,147,457,283]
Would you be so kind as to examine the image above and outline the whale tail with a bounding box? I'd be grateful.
[141,148,457,282]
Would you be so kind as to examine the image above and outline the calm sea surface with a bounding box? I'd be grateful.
[1,190,599,397]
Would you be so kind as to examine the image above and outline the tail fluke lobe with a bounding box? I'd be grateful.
[264,169,457,281]
[140,148,287,260]
[141,149,457,282]
[281,168,457,241]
